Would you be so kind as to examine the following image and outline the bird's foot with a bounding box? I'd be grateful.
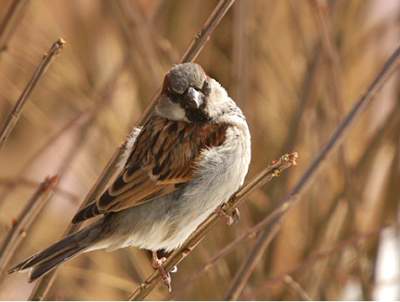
[152,252,172,292]
[218,206,240,226]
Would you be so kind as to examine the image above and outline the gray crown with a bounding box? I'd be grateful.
[167,63,206,94]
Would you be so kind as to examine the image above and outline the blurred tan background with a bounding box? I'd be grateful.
[0,0,400,300]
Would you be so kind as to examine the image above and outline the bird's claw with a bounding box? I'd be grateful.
[162,272,172,292]
[218,207,240,225]
[152,253,173,292]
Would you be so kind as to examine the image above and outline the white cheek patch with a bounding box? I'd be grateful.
[204,79,229,118]
[156,97,187,121]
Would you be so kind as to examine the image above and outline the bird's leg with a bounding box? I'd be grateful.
[218,205,240,225]
[152,251,172,292]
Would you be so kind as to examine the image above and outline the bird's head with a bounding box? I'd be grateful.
[157,63,240,124]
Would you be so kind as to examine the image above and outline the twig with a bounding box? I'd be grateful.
[0,112,87,204]
[354,106,400,178]
[256,222,398,293]
[28,57,127,301]
[125,1,178,63]
[307,3,361,297]
[0,0,29,54]
[0,57,129,206]
[174,103,399,295]
[224,216,282,300]
[223,44,400,300]
[232,0,248,104]
[0,38,65,151]
[180,0,235,63]
[139,0,236,123]
[278,42,322,156]
[17,134,147,298]
[283,275,311,301]
[110,0,164,84]
[28,0,236,299]
[175,177,321,296]
[0,176,58,279]
[71,0,238,228]
[0,176,78,202]
[310,0,344,110]
[174,203,286,294]
[128,152,298,300]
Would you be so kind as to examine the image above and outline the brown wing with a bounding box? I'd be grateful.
[72,116,229,223]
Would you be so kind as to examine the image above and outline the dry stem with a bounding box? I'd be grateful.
[0,0,29,54]
[53,0,236,233]
[177,220,400,298]
[28,58,127,301]
[139,0,236,123]
[0,38,65,151]
[283,275,312,301]
[0,176,58,279]
[0,113,86,205]
[223,44,400,300]
[128,152,298,300]
[0,176,78,202]
[27,0,236,299]
[256,222,398,293]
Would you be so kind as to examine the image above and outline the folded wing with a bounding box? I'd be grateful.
[72,116,228,223]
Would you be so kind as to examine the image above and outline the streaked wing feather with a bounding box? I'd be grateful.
[96,116,228,213]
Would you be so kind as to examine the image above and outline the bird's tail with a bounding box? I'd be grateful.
[8,224,101,282]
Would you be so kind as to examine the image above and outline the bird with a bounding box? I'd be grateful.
[8,63,251,291]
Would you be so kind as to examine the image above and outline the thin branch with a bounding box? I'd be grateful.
[0,113,87,204]
[175,188,354,294]
[224,215,282,300]
[0,0,29,54]
[110,0,164,83]
[174,176,315,296]
[180,0,235,62]
[307,4,362,297]
[310,0,344,112]
[125,1,178,63]
[56,58,127,178]
[283,275,312,301]
[272,104,400,299]
[28,57,127,301]
[174,203,285,294]
[256,222,399,293]
[0,38,65,151]
[232,0,248,104]
[139,0,236,123]
[0,176,78,202]
[223,44,400,300]
[278,42,322,156]
[128,152,298,300]
[354,105,400,178]
[85,0,237,214]
[0,57,129,206]
[0,175,58,279]
[27,0,236,299]
[178,220,397,297]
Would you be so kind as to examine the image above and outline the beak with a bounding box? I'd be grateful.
[185,87,204,108]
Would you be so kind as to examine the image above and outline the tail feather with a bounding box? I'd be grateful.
[29,245,85,281]
[8,226,99,281]
[9,233,78,273]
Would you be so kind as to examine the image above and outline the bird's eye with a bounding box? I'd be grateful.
[167,87,181,103]
[202,80,210,95]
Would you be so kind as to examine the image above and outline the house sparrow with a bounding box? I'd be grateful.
[9,63,251,290]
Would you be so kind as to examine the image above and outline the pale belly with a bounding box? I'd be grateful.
[98,124,251,253]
